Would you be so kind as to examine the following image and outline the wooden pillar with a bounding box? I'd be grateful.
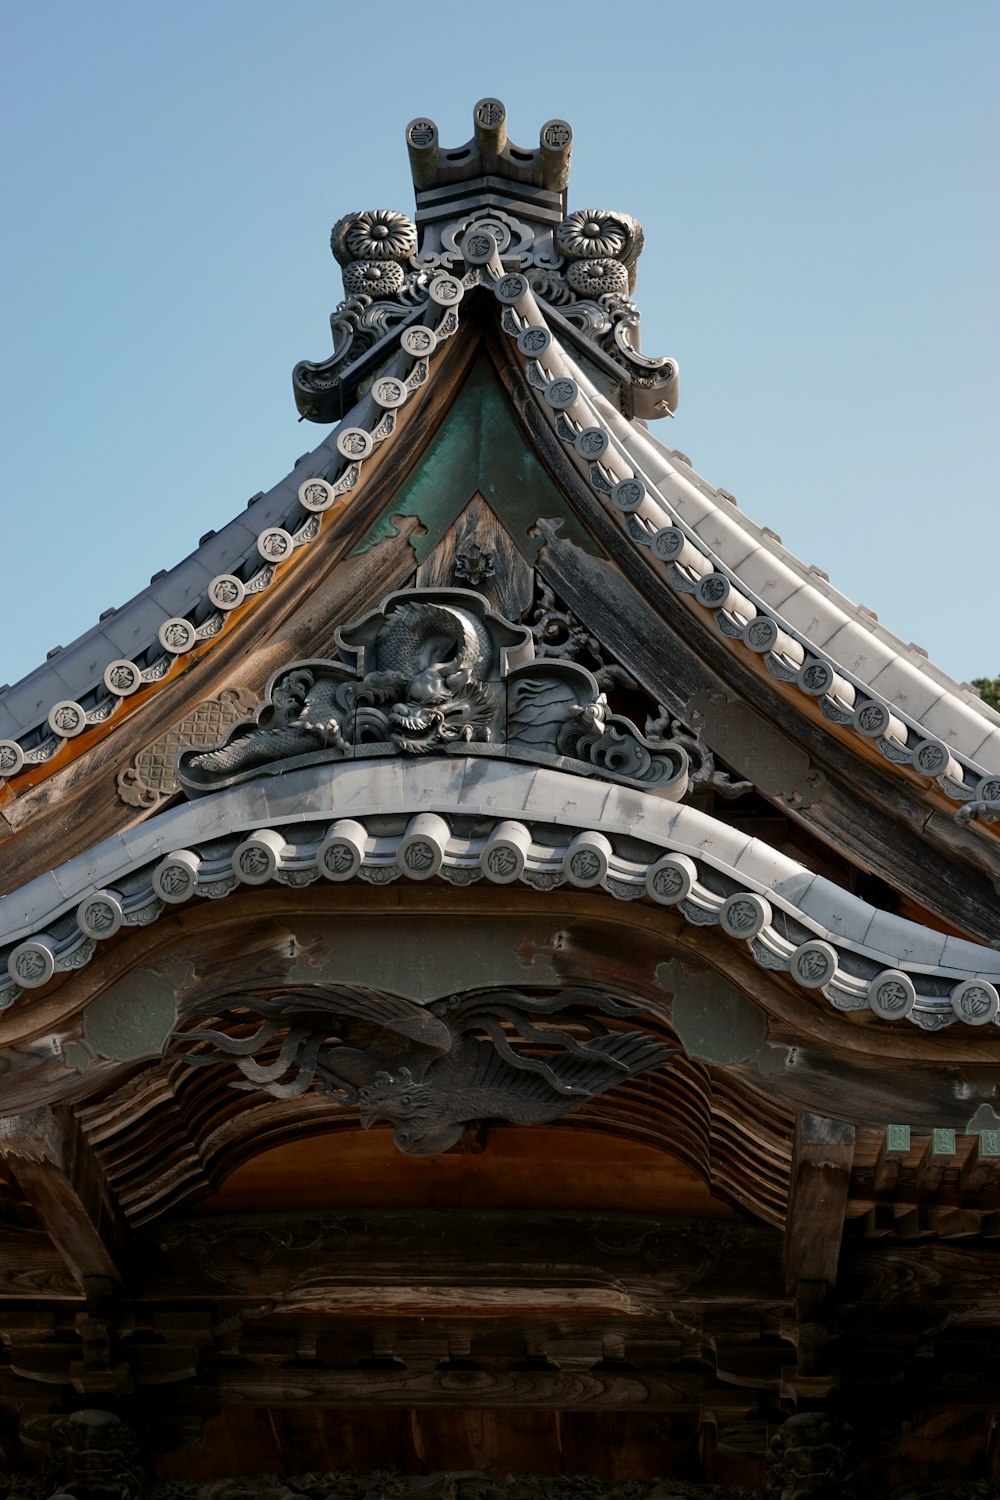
[782,1112,855,1401]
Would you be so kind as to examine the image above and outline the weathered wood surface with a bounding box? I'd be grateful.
[2,1197,1000,1488]
[205,1366,761,1412]
[198,1123,738,1220]
[783,1113,855,1294]
[7,1207,1000,1312]
[138,1210,782,1308]
[153,1408,729,1484]
[0,1106,126,1288]
[840,1241,1000,1310]
[0,1231,78,1298]
[414,490,534,620]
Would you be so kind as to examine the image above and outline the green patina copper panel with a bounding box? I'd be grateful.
[656,958,768,1065]
[351,355,595,562]
[76,967,178,1067]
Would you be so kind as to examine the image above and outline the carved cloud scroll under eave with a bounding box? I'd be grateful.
[176,589,689,799]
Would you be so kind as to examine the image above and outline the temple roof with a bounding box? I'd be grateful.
[1,101,998,823]
[1,99,999,1029]
[4,381,997,787]
[2,102,1000,1490]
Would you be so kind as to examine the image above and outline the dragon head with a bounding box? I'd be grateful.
[358,1067,465,1155]
[388,669,495,754]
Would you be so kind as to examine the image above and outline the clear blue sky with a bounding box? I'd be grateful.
[1,1,996,690]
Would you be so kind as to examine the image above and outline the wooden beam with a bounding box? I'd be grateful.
[960,1130,1000,1191]
[208,1365,760,1412]
[841,1242,1000,1312]
[0,1240,80,1301]
[872,1124,910,1192]
[784,1112,855,1294]
[913,1128,956,1191]
[0,1107,126,1289]
[783,1103,879,1393]
[136,1211,784,1310]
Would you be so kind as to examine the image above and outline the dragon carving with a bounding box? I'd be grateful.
[179,595,505,789]
[172,985,675,1156]
[177,589,688,798]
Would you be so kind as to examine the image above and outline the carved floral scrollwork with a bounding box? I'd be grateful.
[437,209,538,266]
[294,209,427,420]
[528,582,637,693]
[644,708,753,801]
[527,584,749,799]
[293,273,431,419]
[566,259,630,297]
[526,209,678,418]
[342,260,407,297]
[453,543,495,587]
[555,696,676,785]
[297,161,676,421]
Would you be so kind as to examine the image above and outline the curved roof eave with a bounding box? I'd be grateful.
[619,413,1000,765]
[0,755,997,1038]
[484,271,1000,819]
[0,330,437,791]
[0,421,344,741]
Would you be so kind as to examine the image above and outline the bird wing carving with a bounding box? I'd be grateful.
[173,984,674,1153]
[173,987,454,1099]
[359,990,675,1155]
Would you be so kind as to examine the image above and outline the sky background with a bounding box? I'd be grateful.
[1,1,996,691]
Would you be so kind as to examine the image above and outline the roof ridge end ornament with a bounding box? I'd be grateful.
[406,98,573,205]
[293,100,679,425]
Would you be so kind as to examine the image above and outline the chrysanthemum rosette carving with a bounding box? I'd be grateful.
[343,260,407,297]
[555,208,644,290]
[331,209,418,266]
[567,259,629,297]
[331,209,419,303]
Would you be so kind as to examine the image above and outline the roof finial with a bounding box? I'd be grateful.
[404,99,573,217]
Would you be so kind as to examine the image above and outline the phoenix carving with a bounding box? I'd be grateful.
[172,986,674,1155]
